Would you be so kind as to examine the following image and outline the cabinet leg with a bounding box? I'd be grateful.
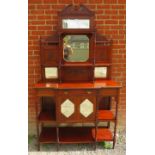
[112,140,115,149]
[93,142,97,150]
[56,143,59,151]
[37,142,40,151]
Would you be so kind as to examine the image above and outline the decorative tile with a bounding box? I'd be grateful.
[45,67,58,79]
[94,67,107,78]
[61,99,75,118]
[80,99,93,117]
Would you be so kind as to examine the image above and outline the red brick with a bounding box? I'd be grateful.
[37,15,51,20]
[105,20,118,24]
[111,15,125,20]
[29,35,40,40]
[31,21,46,25]
[29,26,36,32]
[105,10,118,15]
[28,15,37,20]
[119,30,126,35]
[86,5,96,9]
[74,0,87,3]
[119,20,126,24]
[112,5,125,9]
[89,0,103,3]
[95,20,104,24]
[38,25,52,30]
[46,20,58,25]
[45,10,57,14]
[58,0,73,4]
[32,31,45,35]
[119,10,126,15]
[52,4,65,9]
[97,5,111,9]
[96,10,104,14]
[44,0,58,3]
[104,0,117,4]
[110,25,124,29]
[29,0,42,3]
[37,5,51,9]
[28,4,35,9]
[118,0,126,4]
[31,10,44,14]
[119,40,126,44]
[97,15,110,19]
[105,30,118,35]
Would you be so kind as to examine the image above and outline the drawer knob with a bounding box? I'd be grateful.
[64,91,68,95]
[87,91,92,94]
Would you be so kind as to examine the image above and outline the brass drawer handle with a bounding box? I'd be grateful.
[87,91,92,94]
[64,91,68,95]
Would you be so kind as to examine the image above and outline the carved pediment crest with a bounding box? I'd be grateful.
[59,4,94,17]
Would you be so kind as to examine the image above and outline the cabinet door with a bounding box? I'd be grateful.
[57,94,96,123]
[78,95,96,122]
[57,96,78,123]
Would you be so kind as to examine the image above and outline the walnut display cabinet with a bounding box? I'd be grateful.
[34,4,121,151]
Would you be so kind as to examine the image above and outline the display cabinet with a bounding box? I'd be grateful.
[34,4,121,151]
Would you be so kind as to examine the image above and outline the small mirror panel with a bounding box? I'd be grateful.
[45,67,58,79]
[62,19,90,29]
[94,67,107,78]
[63,35,89,62]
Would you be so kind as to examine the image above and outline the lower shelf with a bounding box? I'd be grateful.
[92,127,113,142]
[39,127,113,144]
[39,127,57,143]
[59,127,94,143]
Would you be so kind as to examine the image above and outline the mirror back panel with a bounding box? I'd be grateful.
[40,5,112,82]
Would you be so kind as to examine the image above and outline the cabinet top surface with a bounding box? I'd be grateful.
[34,80,121,89]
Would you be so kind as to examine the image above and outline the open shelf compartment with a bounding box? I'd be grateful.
[39,127,57,143]
[38,111,56,122]
[59,127,113,144]
[39,127,113,144]
[97,110,115,121]
[59,127,94,144]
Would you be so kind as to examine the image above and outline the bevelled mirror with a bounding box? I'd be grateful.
[62,19,90,29]
[63,35,89,62]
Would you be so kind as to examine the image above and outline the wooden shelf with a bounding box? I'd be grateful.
[97,110,115,121]
[61,63,93,67]
[39,127,57,143]
[59,127,94,144]
[38,111,56,122]
[39,127,113,144]
[92,127,113,141]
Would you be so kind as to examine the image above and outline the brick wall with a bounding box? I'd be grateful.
[28,0,126,135]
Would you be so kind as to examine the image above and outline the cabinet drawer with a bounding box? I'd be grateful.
[99,88,118,96]
[36,89,55,96]
[59,89,96,95]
